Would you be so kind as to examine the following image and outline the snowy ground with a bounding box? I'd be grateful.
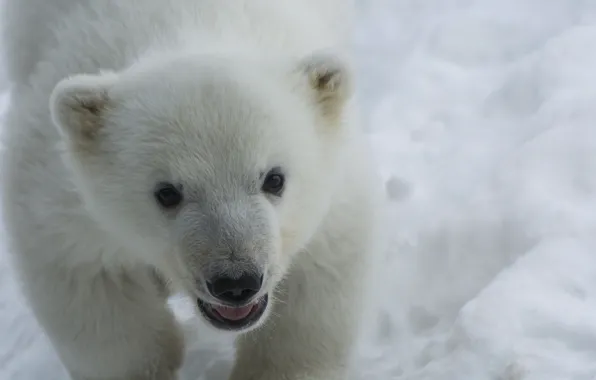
[2,0,596,379]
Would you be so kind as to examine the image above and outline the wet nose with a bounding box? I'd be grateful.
[206,273,263,305]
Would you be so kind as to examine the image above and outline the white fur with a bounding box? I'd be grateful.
[0,0,384,379]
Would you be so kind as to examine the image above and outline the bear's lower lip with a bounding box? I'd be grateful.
[196,295,268,331]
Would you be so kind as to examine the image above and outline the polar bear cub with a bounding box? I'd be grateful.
[0,0,384,379]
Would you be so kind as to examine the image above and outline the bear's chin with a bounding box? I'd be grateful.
[196,294,269,332]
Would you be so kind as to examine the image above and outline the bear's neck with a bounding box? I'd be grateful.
[127,18,338,75]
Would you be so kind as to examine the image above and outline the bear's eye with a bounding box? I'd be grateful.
[262,168,285,196]
[154,182,183,209]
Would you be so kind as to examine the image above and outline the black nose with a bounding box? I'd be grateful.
[206,273,263,305]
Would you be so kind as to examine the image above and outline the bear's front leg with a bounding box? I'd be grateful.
[19,260,184,380]
[228,237,371,380]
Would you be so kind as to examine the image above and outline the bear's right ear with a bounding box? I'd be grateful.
[295,52,353,123]
[49,72,118,148]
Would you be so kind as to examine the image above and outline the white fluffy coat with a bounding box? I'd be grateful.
[0,1,384,379]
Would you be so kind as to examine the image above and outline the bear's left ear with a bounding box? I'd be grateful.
[49,72,119,149]
[297,52,353,122]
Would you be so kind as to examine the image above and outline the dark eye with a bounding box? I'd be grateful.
[154,182,183,209]
[262,168,285,196]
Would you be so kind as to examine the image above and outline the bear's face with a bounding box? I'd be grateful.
[50,53,353,332]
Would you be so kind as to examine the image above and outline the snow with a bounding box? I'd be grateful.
[2,0,596,379]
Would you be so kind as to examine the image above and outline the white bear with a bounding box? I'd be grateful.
[0,0,384,379]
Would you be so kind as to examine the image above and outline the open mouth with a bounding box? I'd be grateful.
[197,294,269,331]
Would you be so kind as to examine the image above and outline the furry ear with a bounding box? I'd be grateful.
[50,72,118,147]
[297,52,353,121]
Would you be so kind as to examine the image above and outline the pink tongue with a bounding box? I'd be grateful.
[214,304,255,321]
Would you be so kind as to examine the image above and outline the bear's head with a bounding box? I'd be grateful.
[49,52,354,332]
